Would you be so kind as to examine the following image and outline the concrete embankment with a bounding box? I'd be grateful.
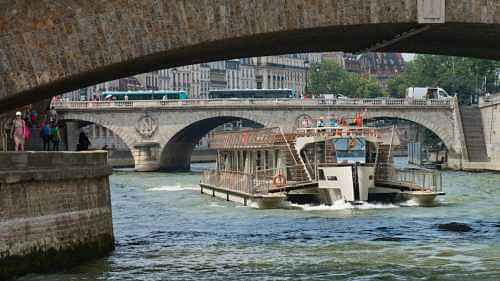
[0,151,114,280]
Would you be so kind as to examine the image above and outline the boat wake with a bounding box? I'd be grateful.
[289,200,399,211]
[399,199,420,207]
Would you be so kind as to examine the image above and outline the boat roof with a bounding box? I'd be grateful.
[209,127,384,150]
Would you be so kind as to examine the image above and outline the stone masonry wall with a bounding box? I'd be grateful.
[0,151,114,280]
[481,103,500,163]
[1,1,500,111]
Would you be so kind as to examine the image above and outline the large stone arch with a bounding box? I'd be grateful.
[287,108,457,152]
[2,1,500,111]
[159,114,266,171]
[59,113,138,155]
[364,110,456,152]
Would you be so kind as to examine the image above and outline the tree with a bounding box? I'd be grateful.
[386,55,500,100]
[309,60,385,98]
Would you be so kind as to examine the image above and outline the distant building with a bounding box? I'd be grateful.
[343,53,363,74]
[208,61,228,91]
[322,52,345,67]
[62,53,324,100]
[240,58,257,90]
[226,60,241,89]
[253,54,312,97]
[358,53,406,89]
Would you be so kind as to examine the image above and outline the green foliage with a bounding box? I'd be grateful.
[309,61,385,98]
[386,55,500,99]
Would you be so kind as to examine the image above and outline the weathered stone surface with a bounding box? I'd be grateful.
[0,151,114,280]
[1,1,500,111]
[58,102,463,172]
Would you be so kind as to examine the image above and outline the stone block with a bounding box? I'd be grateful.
[0,152,114,280]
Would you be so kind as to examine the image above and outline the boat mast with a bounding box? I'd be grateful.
[387,125,396,164]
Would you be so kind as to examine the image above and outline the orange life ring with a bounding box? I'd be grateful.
[272,173,287,187]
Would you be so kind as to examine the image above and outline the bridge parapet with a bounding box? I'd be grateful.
[53,98,454,110]
[479,94,500,108]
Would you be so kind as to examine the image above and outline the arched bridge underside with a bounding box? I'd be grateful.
[59,102,462,172]
[160,117,264,171]
[2,0,500,111]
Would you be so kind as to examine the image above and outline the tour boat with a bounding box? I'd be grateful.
[199,125,444,208]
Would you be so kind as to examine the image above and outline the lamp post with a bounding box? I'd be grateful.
[304,60,310,98]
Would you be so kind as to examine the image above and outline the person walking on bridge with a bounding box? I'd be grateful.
[51,123,61,151]
[41,122,52,151]
[48,106,58,123]
[11,111,26,152]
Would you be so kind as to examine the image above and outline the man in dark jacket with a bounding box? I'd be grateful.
[77,130,91,151]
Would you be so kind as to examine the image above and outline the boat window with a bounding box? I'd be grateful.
[334,138,366,164]
[327,176,338,181]
[256,151,262,170]
[318,169,325,180]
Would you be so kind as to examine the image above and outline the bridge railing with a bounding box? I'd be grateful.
[479,93,500,107]
[52,98,453,109]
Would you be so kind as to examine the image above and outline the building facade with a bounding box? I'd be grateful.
[358,53,406,89]
[62,53,323,101]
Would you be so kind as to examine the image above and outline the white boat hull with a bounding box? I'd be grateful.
[317,164,375,204]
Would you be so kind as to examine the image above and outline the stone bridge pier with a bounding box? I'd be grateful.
[57,99,465,172]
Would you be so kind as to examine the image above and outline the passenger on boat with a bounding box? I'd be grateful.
[317,117,325,128]
[338,117,348,127]
[354,112,364,128]
[330,116,338,127]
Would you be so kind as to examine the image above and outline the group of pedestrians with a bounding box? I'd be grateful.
[40,119,62,151]
[9,106,62,152]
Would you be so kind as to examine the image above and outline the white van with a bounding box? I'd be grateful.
[406,87,450,99]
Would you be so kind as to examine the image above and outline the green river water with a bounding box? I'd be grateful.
[18,161,500,280]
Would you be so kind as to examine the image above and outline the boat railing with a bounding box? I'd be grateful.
[255,165,308,183]
[375,164,443,193]
[201,170,271,195]
[296,127,382,140]
[209,127,287,149]
[201,165,308,195]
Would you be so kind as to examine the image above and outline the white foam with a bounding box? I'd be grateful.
[147,185,198,192]
[248,201,262,209]
[208,202,227,208]
[399,199,420,207]
[290,200,399,211]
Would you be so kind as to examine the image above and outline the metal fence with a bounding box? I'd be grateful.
[375,164,443,193]
[201,170,271,195]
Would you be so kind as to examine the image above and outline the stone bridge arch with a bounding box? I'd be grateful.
[158,112,270,172]
[58,105,462,172]
[2,0,500,111]
[363,110,456,152]
[59,113,139,156]
[286,107,458,153]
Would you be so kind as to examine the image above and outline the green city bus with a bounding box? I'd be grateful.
[102,91,189,101]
